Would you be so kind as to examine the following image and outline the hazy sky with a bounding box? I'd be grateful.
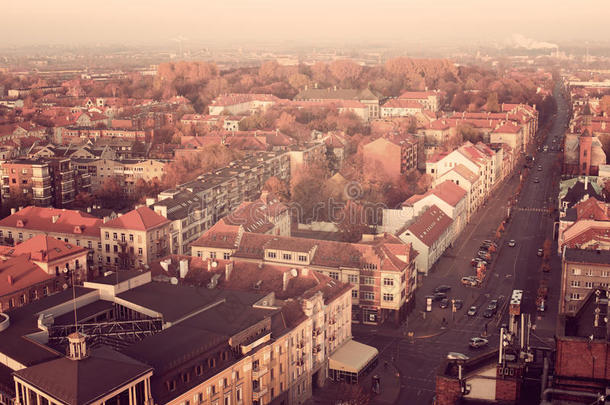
[2,0,610,47]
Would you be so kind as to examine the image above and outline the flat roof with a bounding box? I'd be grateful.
[89,269,147,286]
[329,339,378,374]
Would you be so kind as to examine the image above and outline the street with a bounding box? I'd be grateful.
[353,82,570,405]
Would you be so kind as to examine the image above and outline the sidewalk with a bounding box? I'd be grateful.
[305,359,401,405]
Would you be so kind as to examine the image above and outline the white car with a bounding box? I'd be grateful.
[508,240,516,247]
[447,352,469,360]
[469,337,489,349]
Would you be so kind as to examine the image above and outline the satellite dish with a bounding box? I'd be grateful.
[211,261,218,268]
[63,268,69,274]
[62,283,68,290]
[170,277,178,285]
[290,269,298,277]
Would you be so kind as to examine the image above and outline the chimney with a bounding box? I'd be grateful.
[7,275,12,285]
[225,261,233,281]
[67,332,88,360]
[585,176,589,190]
[87,207,91,213]
[10,208,16,215]
[179,259,189,279]
[52,215,59,223]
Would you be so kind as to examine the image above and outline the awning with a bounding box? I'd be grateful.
[328,339,379,374]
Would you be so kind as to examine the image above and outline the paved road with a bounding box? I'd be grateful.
[354,82,570,405]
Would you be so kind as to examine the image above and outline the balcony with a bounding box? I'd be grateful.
[252,386,268,401]
[252,366,268,379]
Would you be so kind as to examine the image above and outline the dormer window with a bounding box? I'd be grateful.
[282,253,292,261]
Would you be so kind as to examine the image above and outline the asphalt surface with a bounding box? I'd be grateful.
[353,82,570,405]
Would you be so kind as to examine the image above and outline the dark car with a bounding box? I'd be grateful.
[439,298,450,309]
[434,285,452,294]
[453,299,464,310]
[433,292,447,301]
[483,308,494,318]
[487,300,498,311]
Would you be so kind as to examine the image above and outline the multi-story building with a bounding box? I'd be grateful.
[208,93,279,116]
[434,164,482,221]
[100,206,171,269]
[0,235,88,312]
[0,206,103,271]
[149,190,206,255]
[294,88,381,120]
[177,151,291,226]
[560,248,610,314]
[192,226,417,325]
[0,158,86,208]
[397,205,453,275]
[397,90,443,112]
[362,134,418,180]
[0,256,365,405]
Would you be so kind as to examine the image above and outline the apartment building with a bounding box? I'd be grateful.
[149,190,206,255]
[0,206,103,269]
[294,88,381,120]
[192,226,417,325]
[0,157,87,208]
[0,235,88,312]
[100,206,171,268]
[362,134,418,180]
[0,258,361,405]
[560,248,610,314]
[177,151,291,226]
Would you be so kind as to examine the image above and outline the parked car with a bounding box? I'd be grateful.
[434,285,452,294]
[467,306,477,316]
[537,248,544,257]
[454,299,464,310]
[439,298,450,309]
[469,337,489,349]
[537,165,543,171]
[447,352,469,360]
[508,240,516,247]
[483,307,496,318]
[534,178,540,183]
[433,292,447,301]
[487,300,498,311]
[461,276,479,286]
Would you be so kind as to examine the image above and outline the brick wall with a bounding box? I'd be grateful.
[495,365,522,402]
[556,337,610,380]
[435,375,461,405]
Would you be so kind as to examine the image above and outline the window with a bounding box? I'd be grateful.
[235,371,240,380]
[352,289,358,298]
[113,232,117,240]
[298,255,307,262]
[383,293,394,302]
[129,234,134,242]
[329,272,339,280]
[105,244,110,253]
[223,378,228,387]
[224,396,230,405]
[270,368,274,380]
[282,253,292,260]
[166,380,176,392]
[570,293,582,300]
[585,281,594,289]
[223,253,230,260]
[195,365,203,376]
[121,233,126,242]
[383,278,394,286]
[361,276,375,285]
[236,387,242,402]
[603,271,610,277]
[113,245,118,253]
[348,274,359,284]
[88,241,92,249]
[210,252,216,259]
[97,242,102,250]
[267,252,276,258]
[195,393,203,404]
[572,268,582,275]
[585,269,594,277]
[570,280,581,287]
[138,247,143,255]
[361,291,375,300]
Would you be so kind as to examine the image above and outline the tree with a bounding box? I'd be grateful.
[72,192,94,209]
[263,176,290,202]
[0,190,33,218]
[485,92,500,112]
[95,177,129,210]
[336,200,371,243]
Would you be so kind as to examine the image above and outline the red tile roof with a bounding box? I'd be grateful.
[404,205,453,247]
[0,207,102,237]
[103,206,170,231]
[398,91,439,100]
[430,180,468,207]
[575,197,610,221]
[0,254,53,297]
[493,123,522,134]
[4,235,86,262]
[383,99,425,109]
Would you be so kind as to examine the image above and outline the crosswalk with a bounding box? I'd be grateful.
[514,207,548,213]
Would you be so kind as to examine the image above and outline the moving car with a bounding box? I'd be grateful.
[447,352,469,360]
[434,285,452,294]
[537,248,544,257]
[469,337,489,349]
[467,306,477,316]
[487,300,498,311]
[508,240,516,247]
